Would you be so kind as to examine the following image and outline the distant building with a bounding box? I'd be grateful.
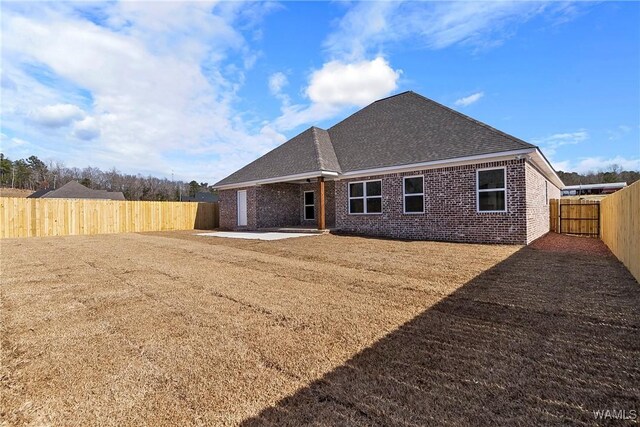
[184,191,219,203]
[28,181,126,200]
[561,182,627,197]
[26,188,53,198]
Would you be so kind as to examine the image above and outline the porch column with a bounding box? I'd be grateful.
[317,177,326,230]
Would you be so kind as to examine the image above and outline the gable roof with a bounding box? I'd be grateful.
[214,91,544,188]
[215,126,341,187]
[41,181,126,200]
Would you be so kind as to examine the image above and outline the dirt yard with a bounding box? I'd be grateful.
[1,232,638,426]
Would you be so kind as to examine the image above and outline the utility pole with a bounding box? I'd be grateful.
[11,165,15,188]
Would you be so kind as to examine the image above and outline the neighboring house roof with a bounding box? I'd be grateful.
[214,91,557,188]
[40,181,126,200]
[27,188,53,198]
[185,192,219,203]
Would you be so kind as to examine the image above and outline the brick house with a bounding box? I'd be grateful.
[213,91,562,244]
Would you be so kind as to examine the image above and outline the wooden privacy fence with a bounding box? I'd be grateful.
[600,181,639,282]
[0,197,219,238]
[549,199,600,236]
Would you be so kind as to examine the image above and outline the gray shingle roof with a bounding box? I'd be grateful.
[214,91,536,187]
[27,188,52,198]
[327,91,535,172]
[41,181,126,200]
[215,126,341,187]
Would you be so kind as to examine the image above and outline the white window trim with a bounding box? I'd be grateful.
[476,167,507,213]
[348,179,383,215]
[403,175,425,214]
[304,190,315,220]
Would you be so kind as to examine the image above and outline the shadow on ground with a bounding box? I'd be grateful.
[242,235,639,426]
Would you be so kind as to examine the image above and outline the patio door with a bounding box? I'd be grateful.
[237,190,247,226]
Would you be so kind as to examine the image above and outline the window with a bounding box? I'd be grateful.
[348,180,382,214]
[477,168,506,212]
[403,176,424,213]
[304,191,315,220]
[545,182,549,206]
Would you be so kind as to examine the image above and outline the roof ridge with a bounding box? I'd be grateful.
[327,91,415,133]
[406,92,536,150]
[310,126,341,172]
[373,90,413,103]
[310,127,324,170]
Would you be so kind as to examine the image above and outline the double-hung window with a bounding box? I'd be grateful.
[403,176,424,213]
[477,167,506,212]
[349,180,382,214]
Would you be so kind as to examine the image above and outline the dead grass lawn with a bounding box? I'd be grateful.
[1,231,638,426]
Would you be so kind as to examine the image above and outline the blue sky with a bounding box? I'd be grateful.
[1,1,639,183]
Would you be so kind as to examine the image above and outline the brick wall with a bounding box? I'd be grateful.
[300,181,336,228]
[219,181,336,230]
[335,159,529,244]
[525,162,561,243]
[220,160,554,241]
[219,186,257,230]
[256,183,300,228]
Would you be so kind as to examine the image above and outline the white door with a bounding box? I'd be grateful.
[237,190,247,226]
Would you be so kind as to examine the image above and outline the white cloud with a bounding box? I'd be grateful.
[534,129,589,157]
[553,156,640,173]
[454,92,484,107]
[608,125,632,141]
[289,0,579,132]
[323,1,577,59]
[31,103,85,127]
[11,137,29,146]
[536,130,589,146]
[1,3,283,183]
[324,2,398,60]
[1,133,29,147]
[72,116,101,140]
[268,72,288,95]
[273,57,401,131]
[307,57,401,108]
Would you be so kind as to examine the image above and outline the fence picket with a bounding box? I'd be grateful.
[0,198,218,238]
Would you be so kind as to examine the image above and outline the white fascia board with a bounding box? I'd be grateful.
[529,149,564,189]
[213,170,339,190]
[338,149,536,180]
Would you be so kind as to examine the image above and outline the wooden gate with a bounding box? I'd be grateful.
[550,199,600,236]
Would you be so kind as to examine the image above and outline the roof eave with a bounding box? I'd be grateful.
[338,148,538,179]
[213,170,340,190]
[529,148,564,189]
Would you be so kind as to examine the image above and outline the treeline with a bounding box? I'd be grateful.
[0,153,215,201]
[1,153,637,199]
[557,166,639,186]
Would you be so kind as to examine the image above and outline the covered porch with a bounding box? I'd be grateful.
[218,173,336,231]
[255,176,335,230]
